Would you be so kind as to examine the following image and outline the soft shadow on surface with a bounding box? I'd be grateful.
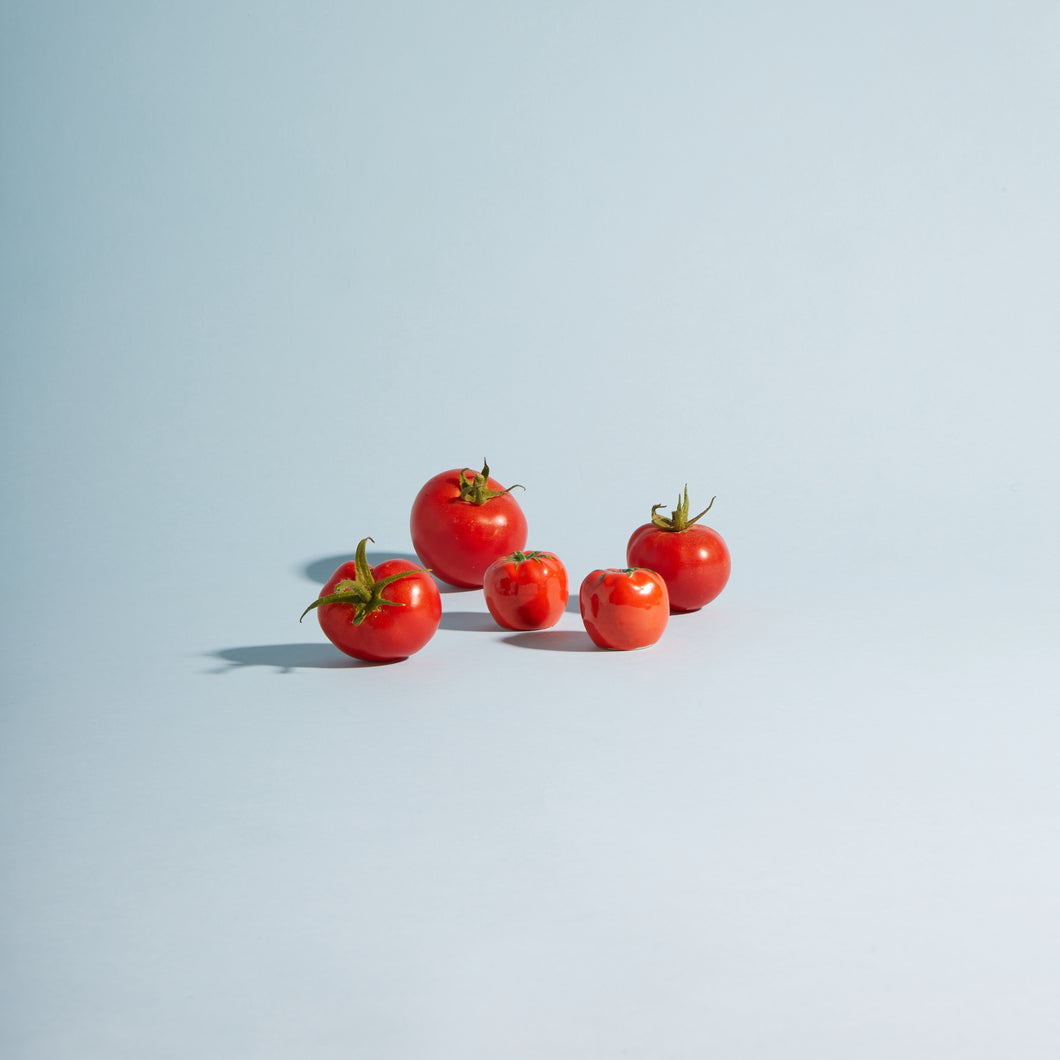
[501,630,598,653]
[564,595,581,614]
[440,611,499,632]
[302,552,469,594]
[206,643,384,673]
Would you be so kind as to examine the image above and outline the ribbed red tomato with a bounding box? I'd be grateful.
[626,487,730,613]
[578,567,669,650]
[483,550,568,630]
[410,460,527,588]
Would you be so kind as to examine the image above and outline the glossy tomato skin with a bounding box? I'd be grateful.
[483,551,568,631]
[578,568,669,650]
[410,468,528,588]
[316,559,441,662]
[626,523,730,613]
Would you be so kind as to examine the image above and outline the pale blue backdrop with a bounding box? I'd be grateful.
[3,2,1059,1057]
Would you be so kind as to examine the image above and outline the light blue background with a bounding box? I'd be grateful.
[3,3,1059,1057]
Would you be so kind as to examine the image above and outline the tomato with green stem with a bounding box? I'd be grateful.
[300,537,441,662]
[626,486,730,613]
[483,550,568,631]
[410,459,528,588]
[578,567,669,650]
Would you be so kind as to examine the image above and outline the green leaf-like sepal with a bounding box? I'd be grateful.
[299,537,429,625]
[507,550,551,565]
[650,486,715,532]
[458,458,525,505]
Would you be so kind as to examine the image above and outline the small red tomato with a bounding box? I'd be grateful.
[578,567,669,650]
[483,550,569,630]
[626,486,730,613]
[410,459,528,588]
[300,537,441,662]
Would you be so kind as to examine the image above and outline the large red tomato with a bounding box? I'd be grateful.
[300,537,441,662]
[578,567,669,650]
[410,460,528,588]
[483,550,568,630]
[626,486,730,613]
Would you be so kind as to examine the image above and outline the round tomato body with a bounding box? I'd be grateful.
[626,523,730,613]
[578,568,669,650]
[410,462,528,588]
[315,558,441,662]
[483,550,568,631]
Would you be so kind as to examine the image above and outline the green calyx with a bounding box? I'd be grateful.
[299,537,428,626]
[508,550,550,564]
[458,459,525,505]
[650,485,715,532]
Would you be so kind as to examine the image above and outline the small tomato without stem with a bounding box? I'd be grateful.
[483,550,569,631]
[300,537,441,662]
[626,486,731,612]
[409,459,528,588]
[578,568,669,650]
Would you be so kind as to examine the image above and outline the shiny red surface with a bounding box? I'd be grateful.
[578,568,669,650]
[410,469,528,588]
[483,551,569,631]
[626,523,730,612]
[316,559,441,662]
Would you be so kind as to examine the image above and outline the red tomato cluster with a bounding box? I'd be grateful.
[300,461,730,661]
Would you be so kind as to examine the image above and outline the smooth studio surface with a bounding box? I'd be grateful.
[3,3,1060,1057]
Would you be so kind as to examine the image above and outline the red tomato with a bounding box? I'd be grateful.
[300,537,441,662]
[410,460,528,588]
[578,568,669,650]
[483,550,568,630]
[626,487,730,613]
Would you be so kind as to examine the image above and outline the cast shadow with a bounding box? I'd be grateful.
[302,552,470,594]
[440,612,499,632]
[205,643,387,673]
[501,630,597,653]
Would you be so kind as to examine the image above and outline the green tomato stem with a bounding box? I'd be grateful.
[508,550,550,564]
[299,537,429,625]
[649,485,715,531]
[458,459,525,505]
